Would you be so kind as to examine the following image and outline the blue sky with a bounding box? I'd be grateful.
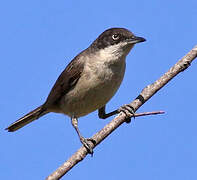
[1,0,197,179]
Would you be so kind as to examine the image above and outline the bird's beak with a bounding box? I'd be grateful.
[127,36,146,44]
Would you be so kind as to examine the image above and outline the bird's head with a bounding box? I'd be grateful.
[91,28,146,58]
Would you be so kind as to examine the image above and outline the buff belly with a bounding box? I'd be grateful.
[60,60,126,117]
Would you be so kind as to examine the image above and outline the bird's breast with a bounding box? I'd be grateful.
[60,57,126,117]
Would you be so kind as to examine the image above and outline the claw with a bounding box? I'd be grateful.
[86,138,96,145]
[80,137,96,156]
[118,104,136,123]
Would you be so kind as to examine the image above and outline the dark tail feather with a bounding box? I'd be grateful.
[6,105,48,132]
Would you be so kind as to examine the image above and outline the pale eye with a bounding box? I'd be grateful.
[112,34,120,40]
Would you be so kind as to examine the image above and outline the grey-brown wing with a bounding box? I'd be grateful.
[42,57,84,109]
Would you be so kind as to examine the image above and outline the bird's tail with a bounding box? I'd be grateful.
[6,105,48,132]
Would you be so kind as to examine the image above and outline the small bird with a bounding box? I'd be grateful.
[6,28,146,154]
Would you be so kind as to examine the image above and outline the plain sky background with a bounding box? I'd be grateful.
[1,0,197,179]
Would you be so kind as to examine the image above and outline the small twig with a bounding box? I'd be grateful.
[46,45,197,180]
[132,111,165,117]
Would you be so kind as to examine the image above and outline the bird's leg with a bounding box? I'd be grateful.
[71,116,96,155]
[98,105,118,119]
[98,104,135,123]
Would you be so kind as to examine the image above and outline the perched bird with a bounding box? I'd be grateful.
[6,27,146,154]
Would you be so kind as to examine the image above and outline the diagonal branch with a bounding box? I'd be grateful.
[46,45,197,180]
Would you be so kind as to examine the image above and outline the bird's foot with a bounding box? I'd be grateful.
[118,104,135,123]
[80,137,96,156]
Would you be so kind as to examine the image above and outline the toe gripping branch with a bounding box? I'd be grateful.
[118,104,136,123]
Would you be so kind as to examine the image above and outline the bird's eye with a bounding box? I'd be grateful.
[112,34,120,40]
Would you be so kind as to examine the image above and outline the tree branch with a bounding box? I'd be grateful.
[46,45,197,180]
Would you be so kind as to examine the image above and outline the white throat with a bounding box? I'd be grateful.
[98,42,133,64]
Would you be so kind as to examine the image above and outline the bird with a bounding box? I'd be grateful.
[6,27,146,154]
